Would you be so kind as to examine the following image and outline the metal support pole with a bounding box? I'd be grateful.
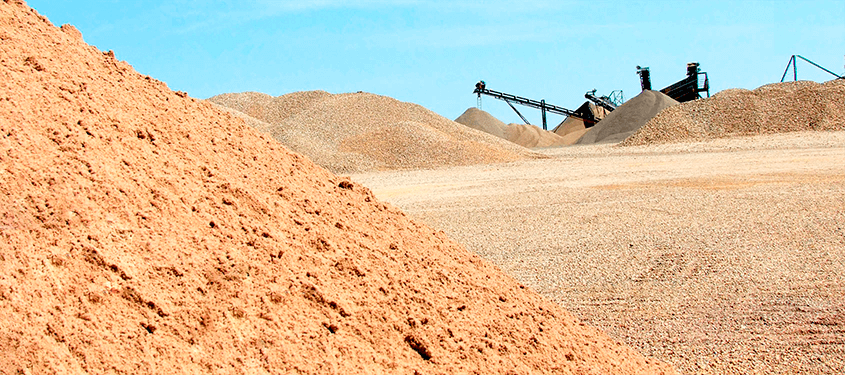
[541,100,547,130]
[796,55,843,79]
[505,99,531,125]
[781,55,795,82]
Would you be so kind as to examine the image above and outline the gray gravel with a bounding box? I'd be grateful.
[350,131,845,375]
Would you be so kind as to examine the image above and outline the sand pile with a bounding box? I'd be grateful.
[552,117,589,145]
[454,107,507,140]
[575,90,678,145]
[210,92,535,174]
[455,107,569,148]
[503,123,569,148]
[622,80,845,146]
[0,2,677,374]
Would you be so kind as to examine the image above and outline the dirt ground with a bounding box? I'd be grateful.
[350,131,845,375]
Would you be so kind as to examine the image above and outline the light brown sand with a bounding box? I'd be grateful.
[351,131,845,375]
[0,2,677,373]
[455,107,508,140]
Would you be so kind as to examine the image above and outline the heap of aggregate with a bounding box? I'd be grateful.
[622,80,845,146]
[455,107,570,148]
[210,92,537,174]
[575,91,678,145]
[0,1,676,374]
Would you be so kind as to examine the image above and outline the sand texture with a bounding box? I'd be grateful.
[209,92,537,174]
[454,107,507,140]
[454,107,570,148]
[503,123,569,148]
[352,131,845,375]
[576,91,678,145]
[623,80,845,146]
[0,2,677,374]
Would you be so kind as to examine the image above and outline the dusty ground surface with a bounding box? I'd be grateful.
[0,2,677,373]
[351,131,845,375]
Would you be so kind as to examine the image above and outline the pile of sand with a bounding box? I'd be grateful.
[0,2,676,373]
[454,107,507,140]
[622,80,845,146]
[552,117,590,145]
[209,92,536,174]
[455,107,569,148]
[503,123,569,148]
[575,90,679,145]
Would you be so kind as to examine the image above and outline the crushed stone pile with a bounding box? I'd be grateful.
[576,90,679,145]
[455,107,569,148]
[0,2,677,374]
[209,92,536,174]
[622,80,845,146]
[209,91,331,126]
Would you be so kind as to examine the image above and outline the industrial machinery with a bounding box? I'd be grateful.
[584,89,623,112]
[473,82,599,130]
[780,54,843,82]
[637,62,710,102]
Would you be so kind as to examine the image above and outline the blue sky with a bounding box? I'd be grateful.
[28,1,845,126]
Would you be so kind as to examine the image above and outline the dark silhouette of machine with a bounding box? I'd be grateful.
[637,62,710,102]
[473,82,609,130]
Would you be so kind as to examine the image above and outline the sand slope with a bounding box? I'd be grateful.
[576,91,678,145]
[503,123,570,148]
[210,92,536,174]
[0,2,675,374]
[454,107,507,140]
[622,80,845,146]
[455,107,569,148]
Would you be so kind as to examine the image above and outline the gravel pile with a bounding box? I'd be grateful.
[576,90,679,145]
[208,90,331,125]
[622,79,845,146]
[210,92,536,173]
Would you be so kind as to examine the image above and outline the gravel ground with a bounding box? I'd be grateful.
[350,131,845,374]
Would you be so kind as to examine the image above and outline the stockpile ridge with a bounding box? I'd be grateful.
[454,107,507,140]
[0,1,676,374]
[210,92,536,174]
[575,90,678,145]
[622,80,845,146]
[455,107,569,148]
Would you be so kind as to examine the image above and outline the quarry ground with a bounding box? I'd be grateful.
[350,130,845,375]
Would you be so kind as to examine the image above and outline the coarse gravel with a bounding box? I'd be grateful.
[622,79,845,146]
[209,92,539,173]
[350,130,845,375]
